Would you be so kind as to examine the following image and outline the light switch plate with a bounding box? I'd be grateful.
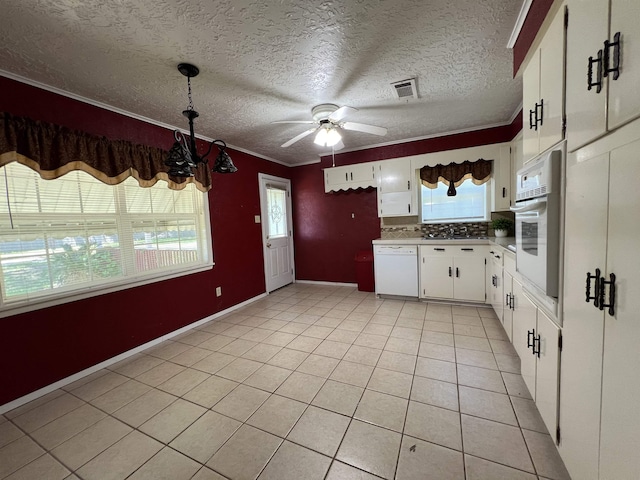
[254,215,261,223]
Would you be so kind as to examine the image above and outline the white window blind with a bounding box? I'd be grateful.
[0,162,212,313]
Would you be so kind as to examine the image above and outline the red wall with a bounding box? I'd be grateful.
[290,118,522,283]
[0,77,289,405]
[513,0,555,75]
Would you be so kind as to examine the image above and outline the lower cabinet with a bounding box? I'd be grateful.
[420,245,486,302]
[487,249,504,323]
[512,287,561,439]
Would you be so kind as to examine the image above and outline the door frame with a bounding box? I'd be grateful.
[258,173,295,292]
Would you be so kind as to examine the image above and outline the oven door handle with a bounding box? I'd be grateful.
[510,198,547,214]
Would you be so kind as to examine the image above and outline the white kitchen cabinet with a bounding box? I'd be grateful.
[565,0,640,152]
[420,245,486,302]
[324,163,377,192]
[486,248,504,323]
[559,122,640,480]
[491,145,512,211]
[511,286,560,439]
[510,132,523,207]
[522,4,566,163]
[502,251,517,341]
[377,158,416,217]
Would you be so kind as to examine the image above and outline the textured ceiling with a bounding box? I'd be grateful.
[0,0,522,165]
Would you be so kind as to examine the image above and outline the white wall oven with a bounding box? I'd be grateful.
[511,149,562,299]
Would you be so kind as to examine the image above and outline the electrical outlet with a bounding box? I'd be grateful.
[215,286,222,297]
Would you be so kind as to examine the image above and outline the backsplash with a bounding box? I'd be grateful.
[380,221,490,239]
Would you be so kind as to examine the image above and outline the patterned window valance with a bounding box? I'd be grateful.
[419,158,493,196]
[0,112,211,191]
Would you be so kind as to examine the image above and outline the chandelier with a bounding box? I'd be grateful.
[165,63,237,177]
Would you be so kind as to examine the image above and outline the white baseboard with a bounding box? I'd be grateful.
[0,292,267,415]
[295,280,358,288]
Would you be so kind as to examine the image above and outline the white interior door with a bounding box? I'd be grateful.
[259,174,294,292]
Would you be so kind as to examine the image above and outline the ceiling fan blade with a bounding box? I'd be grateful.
[272,120,316,124]
[281,127,317,147]
[341,122,387,136]
[328,106,357,122]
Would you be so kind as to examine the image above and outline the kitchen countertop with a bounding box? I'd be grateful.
[373,236,516,249]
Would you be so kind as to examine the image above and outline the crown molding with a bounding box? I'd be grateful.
[507,0,533,48]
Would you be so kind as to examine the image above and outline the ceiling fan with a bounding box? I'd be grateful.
[273,104,387,149]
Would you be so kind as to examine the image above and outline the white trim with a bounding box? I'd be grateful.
[295,280,358,288]
[508,0,534,49]
[0,70,284,166]
[509,102,524,123]
[0,291,267,414]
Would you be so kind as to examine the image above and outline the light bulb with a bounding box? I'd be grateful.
[314,128,328,146]
[326,128,342,147]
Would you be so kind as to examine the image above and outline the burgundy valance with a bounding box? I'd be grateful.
[420,158,493,195]
[0,112,211,191]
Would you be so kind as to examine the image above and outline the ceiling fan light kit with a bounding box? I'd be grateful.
[165,63,237,177]
[275,103,388,149]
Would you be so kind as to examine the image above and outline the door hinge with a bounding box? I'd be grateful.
[558,333,563,351]
[556,426,561,444]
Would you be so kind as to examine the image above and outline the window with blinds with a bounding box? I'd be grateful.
[0,162,212,314]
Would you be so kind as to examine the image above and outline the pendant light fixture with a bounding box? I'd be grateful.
[165,63,237,177]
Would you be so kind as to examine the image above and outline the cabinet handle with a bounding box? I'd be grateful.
[502,187,507,198]
[407,180,411,190]
[588,50,604,93]
[489,250,495,254]
[585,269,601,306]
[461,248,474,252]
[408,203,411,213]
[345,172,348,182]
[505,293,510,306]
[533,334,541,358]
[535,101,543,127]
[528,109,537,131]
[448,267,452,277]
[494,254,501,259]
[527,329,535,350]
[434,248,446,251]
[509,293,515,310]
[455,267,459,278]
[603,32,621,81]
[350,172,353,181]
[598,273,616,316]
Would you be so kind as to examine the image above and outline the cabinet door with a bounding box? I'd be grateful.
[607,0,640,131]
[558,149,609,480]
[599,138,640,479]
[350,163,375,184]
[492,145,512,211]
[324,166,350,192]
[379,159,411,193]
[421,252,453,299]
[379,192,412,217]
[538,5,566,153]
[486,254,503,322]
[512,284,537,399]
[565,0,608,151]
[503,272,514,342]
[510,132,523,206]
[523,48,541,163]
[535,309,560,439]
[453,254,485,302]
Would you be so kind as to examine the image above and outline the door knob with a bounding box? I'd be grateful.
[266,242,272,248]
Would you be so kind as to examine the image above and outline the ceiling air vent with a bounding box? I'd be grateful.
[391,78,418,100]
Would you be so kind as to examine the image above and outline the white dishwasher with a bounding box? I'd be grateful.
[374,245,419,297]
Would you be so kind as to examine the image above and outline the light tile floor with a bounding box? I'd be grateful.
[0,284,572,480]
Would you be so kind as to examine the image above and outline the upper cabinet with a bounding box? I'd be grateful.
[566,0,640,152]
[492,144,512,211]
[324,163,377,193]
[522,4,567,163]
[377,158,416,217]
[510,131,524,207]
